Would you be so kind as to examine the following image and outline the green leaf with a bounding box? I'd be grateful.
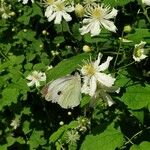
[0,88,19,110]
[80,95,90,108]
[80,125,124,150]
[23,121,31,134]
[50,125,67,143]
[126,28,150,44]
[121,84,150,110]
[50,121,78,143]
[53,36,65,44]
[31,3,43,17]
[130,141,150,150]
[46,53,90,81]
[84,30,111,43]
[131,110,144,124]
[29,130,46,149]
[103,0,135,7]
[16,30,36,41]
[72,23,82,41]
[33,63,46,70]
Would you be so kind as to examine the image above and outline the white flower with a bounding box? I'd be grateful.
[44,0,74,24]
[81,53,116,97]
[66,130,80,145]
[26,71,46,87]
[142,0,150,6]
[18,0,34,4]
[10,118,20,129]
[79,4,118,36]
[0,0,12,19]
[133,41,148,62]
[83,0,97,7]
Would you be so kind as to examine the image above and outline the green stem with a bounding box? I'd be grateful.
[0,51,8,60]
[114,32,124,68]
[141,3,150,24]
[117,61,135,71]
[123,126,150,147]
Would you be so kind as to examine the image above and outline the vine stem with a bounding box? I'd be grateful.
[114,32,124,68]
[141,2,150,24]
[0,51,8,60]
[116,61,135,71]
[123,126,150,147]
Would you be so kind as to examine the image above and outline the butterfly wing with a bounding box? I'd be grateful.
[42,74,81,109]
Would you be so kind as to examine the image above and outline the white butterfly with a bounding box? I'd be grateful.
[41,73,81,109]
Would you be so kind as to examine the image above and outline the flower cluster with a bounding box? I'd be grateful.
[81,53,119,106]
[0,0,15,19]
[79,4,118,36]
[133,41,148,62]
[26,71,46,87]
[43,0,118,36]
[44,0,74,24]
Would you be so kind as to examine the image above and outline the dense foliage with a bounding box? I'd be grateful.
[0,0,150,149]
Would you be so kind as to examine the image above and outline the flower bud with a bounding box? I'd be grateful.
[68,111,72,115]
[12,28,15,32]
[23,29,27,32]
[59,121,64,126]
[10,12,15,16]
[75,4,84,18]
[83,45,91,52]
[123,25,132,33]
[42,30,47,35]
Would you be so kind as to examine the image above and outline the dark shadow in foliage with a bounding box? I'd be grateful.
[8,143,29,150]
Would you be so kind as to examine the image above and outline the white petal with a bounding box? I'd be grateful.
[26,75,33,80]
[89,76,97,96]
[101,19,117,33]
[35,81,40,87]
[98,56,113,71]
[79,24,91,35]
[83,18,92,24]
[48,13,56,22]
[95,72,116,87]
[27,80,35,87]
[90,21,101,36]
[45,6,53,18]
[135,41,146,49]
[133,55,141,62]
[23,0,28,4]
[40,74,46,81]
[54,12,62,24]
[142,0,150,6]
[104,8,118,19]
[62,12,72,22]
[93,53,103,67]
[99,90,115,106]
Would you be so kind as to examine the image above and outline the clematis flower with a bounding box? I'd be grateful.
[81,53,119,106]
[0,0,14,19]
[81,53,116,96]
[142,0,150,6]
[18,0,34,4]
[44,0,74,24]
[133,41,148,62]
[79,4,118,36]
[65,130,80,145]
[26,71,46,87]
[10,118,20,130]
